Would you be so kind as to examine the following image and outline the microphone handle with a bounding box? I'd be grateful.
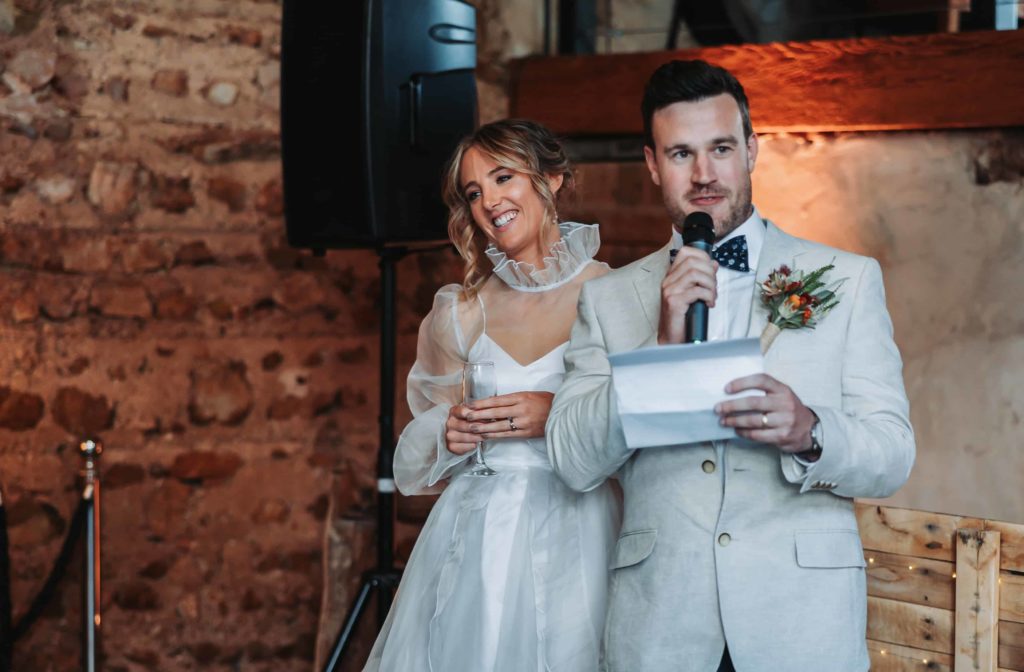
[683,239,713,344]
[685,301,708,344]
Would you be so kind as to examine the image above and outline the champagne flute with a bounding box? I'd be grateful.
[462,361,497,477]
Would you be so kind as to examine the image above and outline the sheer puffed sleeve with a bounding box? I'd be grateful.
[393,284,483,495]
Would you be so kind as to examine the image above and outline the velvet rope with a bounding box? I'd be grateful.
[10,496,88,643]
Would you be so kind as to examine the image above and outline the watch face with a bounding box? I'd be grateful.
[810,421,823,450]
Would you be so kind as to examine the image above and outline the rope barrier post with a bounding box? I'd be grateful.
[80,439,102,672]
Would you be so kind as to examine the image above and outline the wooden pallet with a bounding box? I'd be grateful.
[856,503,1024,671]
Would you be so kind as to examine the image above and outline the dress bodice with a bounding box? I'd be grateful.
[466,331,568,471]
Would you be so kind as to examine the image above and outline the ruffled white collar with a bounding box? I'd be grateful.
[485,222,600,292]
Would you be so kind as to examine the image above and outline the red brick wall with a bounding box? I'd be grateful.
[0,1,459,669]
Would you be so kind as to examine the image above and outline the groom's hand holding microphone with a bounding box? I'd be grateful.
[658,212,719,345]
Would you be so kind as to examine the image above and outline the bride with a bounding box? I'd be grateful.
[363,119,621,671]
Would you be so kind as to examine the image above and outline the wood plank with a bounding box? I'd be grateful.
[985,521,1024,574]
[855,505,1024,572]
[865,550,955,611]
[956,529,1001,671]
[509,30,1024,135]
[867,595,954,654]
[857,504,980,563]
[1001,620,1024,670]
[1002,572,1024,626]
[867,639,951,671]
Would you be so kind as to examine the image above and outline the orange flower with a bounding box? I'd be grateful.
[801,308,813,325]
[787,294,802,309]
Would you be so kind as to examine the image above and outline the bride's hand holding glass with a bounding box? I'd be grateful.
[464,391,554,440]
[445,404,482,455]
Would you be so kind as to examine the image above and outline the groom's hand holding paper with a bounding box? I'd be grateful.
[608,338,765,449]
[715,373,818,454]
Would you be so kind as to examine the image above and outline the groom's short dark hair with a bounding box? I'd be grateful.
[641,60,753,148]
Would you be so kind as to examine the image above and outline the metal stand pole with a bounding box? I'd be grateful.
[322,247,406,672]
[80,439,102,672]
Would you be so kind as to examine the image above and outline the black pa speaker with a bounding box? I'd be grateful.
[281,0,477,249]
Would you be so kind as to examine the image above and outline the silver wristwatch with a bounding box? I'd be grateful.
[807,415,823,454]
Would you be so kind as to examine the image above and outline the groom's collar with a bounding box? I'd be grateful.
[669,207,765,260]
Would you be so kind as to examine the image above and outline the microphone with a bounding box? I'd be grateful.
[681,211,714,343]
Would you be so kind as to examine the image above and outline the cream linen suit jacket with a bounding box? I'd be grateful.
[547,221,915,672]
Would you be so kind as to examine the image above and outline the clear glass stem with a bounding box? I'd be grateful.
[467,439,496,476]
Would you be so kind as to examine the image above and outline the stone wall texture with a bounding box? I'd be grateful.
[3,0,1022,670]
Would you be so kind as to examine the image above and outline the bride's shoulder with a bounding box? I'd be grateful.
[421,282,484,341]
[562,261,609,293]
[581,259,611,281]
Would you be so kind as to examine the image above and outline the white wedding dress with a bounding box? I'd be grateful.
[363,223,621,672]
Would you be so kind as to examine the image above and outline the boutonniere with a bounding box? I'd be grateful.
[759,262,844,353]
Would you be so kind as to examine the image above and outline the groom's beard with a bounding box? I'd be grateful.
[667,176,754,242]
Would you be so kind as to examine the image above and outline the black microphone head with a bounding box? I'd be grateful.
[682,212,715,246]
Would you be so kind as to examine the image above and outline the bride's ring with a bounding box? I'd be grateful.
[761,412,769,428]
[509,417,518,432]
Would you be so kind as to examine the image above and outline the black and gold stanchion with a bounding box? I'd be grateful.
[80,439,102,672]
[0,484,12,672]
[2,437,101,669]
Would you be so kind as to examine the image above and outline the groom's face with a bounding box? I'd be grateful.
[643,94,758,241]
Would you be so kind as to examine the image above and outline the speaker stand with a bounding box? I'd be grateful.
[322,244,438,671]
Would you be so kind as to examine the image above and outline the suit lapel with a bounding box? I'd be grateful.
[746,221,808,340]
[632,242,672,337]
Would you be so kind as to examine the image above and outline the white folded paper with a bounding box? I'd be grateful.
[608,338,765,449]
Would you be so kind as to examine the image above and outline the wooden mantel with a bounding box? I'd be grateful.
[509,30,1024,135]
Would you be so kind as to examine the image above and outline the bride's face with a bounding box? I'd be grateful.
[459,146,562,265]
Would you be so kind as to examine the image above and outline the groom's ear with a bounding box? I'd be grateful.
[746,133,759,174]
[643,145,662,186]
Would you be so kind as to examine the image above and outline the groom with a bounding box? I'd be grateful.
[546,60,915,671]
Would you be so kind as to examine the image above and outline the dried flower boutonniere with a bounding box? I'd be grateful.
[759,262,844,353]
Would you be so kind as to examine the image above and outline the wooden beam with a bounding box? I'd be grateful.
[985,521,1024,573]
[857,504,981,564]
[1000,620,1024,670]
[1003,572,1024,626]
[868,639,951,671]
[855,504,1024,574]
[866,550,956,611]
[867,595,954,654]
[509,30,1024,135]
[956,529,1001,671]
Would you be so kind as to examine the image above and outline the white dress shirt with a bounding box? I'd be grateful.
[670,208,766,341]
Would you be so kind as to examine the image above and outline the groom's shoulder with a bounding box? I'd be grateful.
[586,246,666,292]
[773,224,876,275]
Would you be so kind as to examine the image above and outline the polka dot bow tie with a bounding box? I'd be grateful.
[712,235,750,272]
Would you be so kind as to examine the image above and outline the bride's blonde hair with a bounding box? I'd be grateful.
[442,119,575,300]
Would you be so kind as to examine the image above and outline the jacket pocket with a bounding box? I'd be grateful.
[795,529,866,568]
[610,529,657,570]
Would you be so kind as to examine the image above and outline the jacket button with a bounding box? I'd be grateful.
[718,533,731,547]
[702,460,716,474]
